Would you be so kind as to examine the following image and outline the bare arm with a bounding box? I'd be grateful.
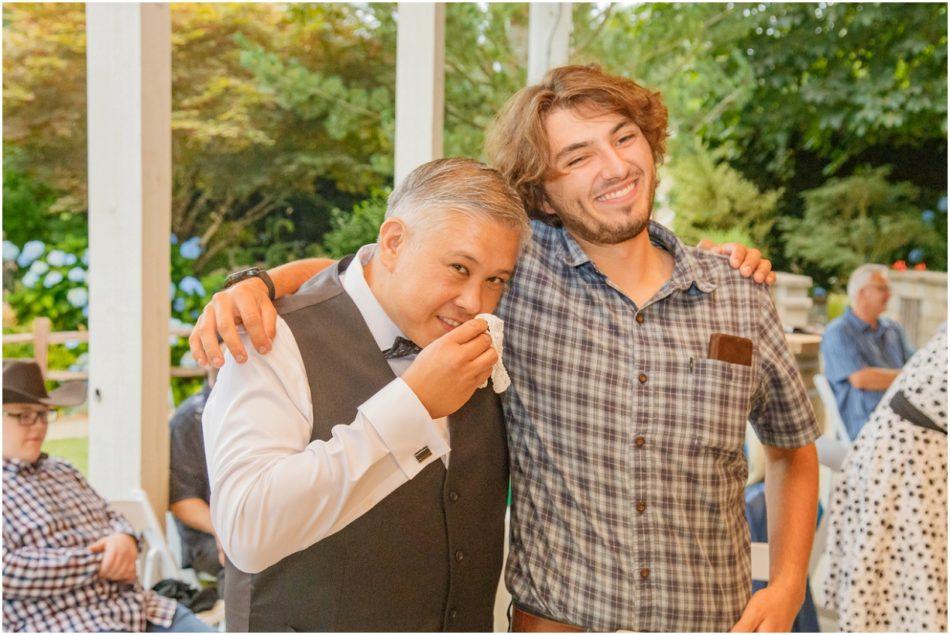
[170,498,215,536]
[732,443,818,632]
[849,367,900,391]
[190,258,335,367]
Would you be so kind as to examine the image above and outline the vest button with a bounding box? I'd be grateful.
[448,491,460,502]
[449,608,458,621]
[455,550,465,562]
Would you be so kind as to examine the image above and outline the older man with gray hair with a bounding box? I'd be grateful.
[821,263,915,440]
[202,157,527,631]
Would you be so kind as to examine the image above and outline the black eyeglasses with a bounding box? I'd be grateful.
[3,409,57,427]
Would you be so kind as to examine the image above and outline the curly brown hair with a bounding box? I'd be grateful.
[485,65,669,226]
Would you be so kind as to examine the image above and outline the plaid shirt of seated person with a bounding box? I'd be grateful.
[3,454,177,633]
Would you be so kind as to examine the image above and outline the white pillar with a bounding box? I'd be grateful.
[86,3,171,518]
[528,3,573,85]
[394,2,445,186]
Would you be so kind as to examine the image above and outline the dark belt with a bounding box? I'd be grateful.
[891,390,946,435]
[512,605,583,632]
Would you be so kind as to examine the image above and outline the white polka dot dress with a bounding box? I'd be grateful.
[825,323,947,632]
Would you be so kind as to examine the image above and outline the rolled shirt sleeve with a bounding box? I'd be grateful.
[749,288,822,448]
[203,317,449,574]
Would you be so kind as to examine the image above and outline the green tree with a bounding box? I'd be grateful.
[781,168,945,284]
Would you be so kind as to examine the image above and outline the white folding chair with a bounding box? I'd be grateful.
[493,508,512,632]
[814,373,851,444]
[109,488,184,589]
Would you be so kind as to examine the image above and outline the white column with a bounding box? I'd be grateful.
[86,3,171,518]
[394,2,445,186]
[528,3,573,85]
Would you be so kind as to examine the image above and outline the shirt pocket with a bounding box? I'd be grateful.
[687,357,755,455]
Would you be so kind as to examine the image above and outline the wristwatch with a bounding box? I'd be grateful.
[223,266,276,301]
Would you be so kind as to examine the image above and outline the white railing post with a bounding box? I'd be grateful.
[394,2,445,187]
[85,3,171,520]
[528,3,573,85]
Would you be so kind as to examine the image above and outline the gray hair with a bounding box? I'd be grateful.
[385,157,531,249]
[847,264,889,305]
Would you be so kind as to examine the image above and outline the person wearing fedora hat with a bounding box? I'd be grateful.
[2,360,213,633]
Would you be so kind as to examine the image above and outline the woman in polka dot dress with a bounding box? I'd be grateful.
[825,323,947,632]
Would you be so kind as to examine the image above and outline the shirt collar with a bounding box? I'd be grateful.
[556,220,716,294]
[844,307,882,333]
[3,453,48,477]
[341,244,407,352]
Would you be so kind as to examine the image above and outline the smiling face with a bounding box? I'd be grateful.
[540,107,657,246]
[373,212,521,347]
[3,403,49,463]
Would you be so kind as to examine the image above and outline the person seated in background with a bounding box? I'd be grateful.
[824,323,947,632]
[821,264,915,440]
[168,373,224,585]
[2,360,213,633]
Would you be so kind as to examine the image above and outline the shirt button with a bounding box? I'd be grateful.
[634,436,646,447]
[448,491,460,502]
[636,501,647,513]
[638,373,648,384]
[640,567,651,579]
[635,313,645,324]
[455,550,465,562]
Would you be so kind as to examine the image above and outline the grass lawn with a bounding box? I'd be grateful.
[42,437,88,477]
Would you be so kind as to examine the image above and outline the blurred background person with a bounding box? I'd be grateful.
[2,360,213,632]
[168,370,224,591]
[824,323,946,632]
[821,264,915,440]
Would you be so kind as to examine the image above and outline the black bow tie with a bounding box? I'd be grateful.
[383,336,422,360]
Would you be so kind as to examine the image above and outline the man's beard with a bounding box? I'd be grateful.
[547,183,655,246]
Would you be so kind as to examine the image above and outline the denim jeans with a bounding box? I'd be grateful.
[147,603,215,632]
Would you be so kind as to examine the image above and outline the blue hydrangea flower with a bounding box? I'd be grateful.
[64,253,78,265]
[16,240,44,267]
[81,249,89,266]
[65,340,80,350]
[67,287,89,308]
[67,267,86,283]
[2,241,19,262]
[938,196,947,213]
[47,250,68,267]
[179,351,198,368]
[179,237,202,260]
[170,233,179,245]
[29,260,50,275]
[82,305,90,318]
[169,282,177,300]
[179,276,205,296]
[173,297,186,312]
[22,271,39,289]
[923,210,936,223]
[43,271,64,288]
[908,248,925,264]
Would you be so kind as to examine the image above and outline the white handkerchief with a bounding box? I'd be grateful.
[476,313,511,394]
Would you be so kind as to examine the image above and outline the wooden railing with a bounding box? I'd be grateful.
[2,317,209,382]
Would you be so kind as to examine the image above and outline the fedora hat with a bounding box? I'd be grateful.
[2,360,87,407]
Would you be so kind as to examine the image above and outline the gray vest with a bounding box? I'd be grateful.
[225,261,509,632]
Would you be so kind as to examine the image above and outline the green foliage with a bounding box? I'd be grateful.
[781,167,944,283]
[320,189,390,259]
[42,436,88,476]
[669,141,782,247]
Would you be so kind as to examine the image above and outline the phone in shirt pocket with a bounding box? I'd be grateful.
[687,336,755,454]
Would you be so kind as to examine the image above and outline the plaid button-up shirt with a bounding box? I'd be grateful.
[497,221,820,631]
[3,454,177,632]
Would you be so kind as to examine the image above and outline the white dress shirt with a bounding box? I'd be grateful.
[203,246,451,573]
